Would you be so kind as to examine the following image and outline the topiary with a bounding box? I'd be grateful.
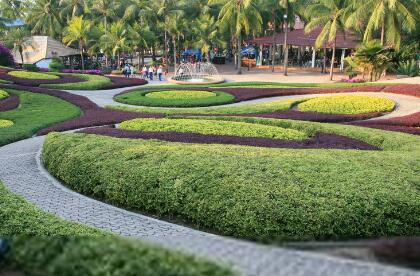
[0,44,15,67]
[49,57,65,72]
[22,64,39,72]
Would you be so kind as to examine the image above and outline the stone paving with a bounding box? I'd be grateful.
[1,136,419,276]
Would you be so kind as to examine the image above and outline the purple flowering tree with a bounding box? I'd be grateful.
[0,44,15,67]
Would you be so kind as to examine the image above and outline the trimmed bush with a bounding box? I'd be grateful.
[22,64,40,72]
[0,119,13,128]
[7,237,233,276]
[0,89,9,100]
[42,125,420,243]
[119,118,308,140]
[41,74,112,90]
[298,95,395,114]
[49,58,65,72]
[8,71,59,80]
[115,90,235,107]
[0,44,15,67]
[0,89,81,146]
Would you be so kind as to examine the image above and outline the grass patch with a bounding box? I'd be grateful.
[0,89,9,99]
[119,118,308,140]
[8,71,59,80]
[108,98,304,115]
[298,95,396,114]
[40,73,112,90]
[115,89,235,107]
[42,122,420,243]
[0,89,81,146]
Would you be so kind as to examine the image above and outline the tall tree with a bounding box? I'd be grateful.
[91,0,114,33]
[59,0,86,18]
[193,14,224,63]
[279,0,297,76]
[62,16,94,70]
[26,0,63,38]
[5,27,32,65]
[210,0,262,74]
[305,0,348,80]
[345,0,417,49]
[101,21,128,69]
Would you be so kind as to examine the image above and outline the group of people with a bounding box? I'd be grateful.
[122,64,164,81]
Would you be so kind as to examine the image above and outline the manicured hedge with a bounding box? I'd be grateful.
[115,90,235,107]
[7,237,233,276]
[298,96,395,114]
[41,73,112,90]
[0,89,8,99]
[119,118,309,140]
[0,89,81,146]
[8,71,59,80]
[42,124,420,242]
[109,98,304,115]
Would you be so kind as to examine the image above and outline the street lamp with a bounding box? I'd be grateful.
[283,13,288,76]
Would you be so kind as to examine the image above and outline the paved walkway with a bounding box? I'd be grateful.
[0,136,419,276]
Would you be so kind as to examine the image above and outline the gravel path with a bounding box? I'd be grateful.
[1,136,419,276]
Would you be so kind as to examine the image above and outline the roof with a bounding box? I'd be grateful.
[12,36,79,64]
[248,27,360,49]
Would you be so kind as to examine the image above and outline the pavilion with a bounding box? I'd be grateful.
[247,27,360,71]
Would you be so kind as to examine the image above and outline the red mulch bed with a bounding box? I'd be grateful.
[0,95,19,112]
[78,126,380,151]
[372,237,420,269]
[383,85,420,98]
[351,112,420,135]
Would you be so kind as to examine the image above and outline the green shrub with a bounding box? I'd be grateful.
[41,74,112,90]
[120,118,308,140]
[397,60,419,77]
[0,119,13,128]
[22,64,40,72]
[48,58,65,72]
[115,90,235,107]
[0,89,81,146]
[298,95,395,114]
[109,98,304,115]
[42,126,420,243]
[8,71,59,80]
[0,89,9,100]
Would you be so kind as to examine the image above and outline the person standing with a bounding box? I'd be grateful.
[157,65,163,81]
[148,65,154,80]
[142,65,148,79]
[123,63,130,78]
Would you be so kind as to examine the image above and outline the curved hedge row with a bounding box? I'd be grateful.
[42,124,420,243]
[8,71,60,80]
[115,89,235,107]
[119,118,309,140]
[41,74,112,90]
[0,89,9,100]
[298,95,395,114]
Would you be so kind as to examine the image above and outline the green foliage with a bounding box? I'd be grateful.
[8,70,59,80]
[41,73,112,90]
[115,90,235,107]
[119,118,309,140]
[49,57,65,72]
[0,89,81,146]
[42,124,420,242]
[0,119,13,128]
[298,95,395,114]
[0,182,101,236]
[109,98,303,115]
[8,236,233,276]
[22,64,40,72]
[0,89,9,99]
[396,60,419,77]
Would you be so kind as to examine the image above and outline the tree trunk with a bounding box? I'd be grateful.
[237,33,242,74]
[164,27,168,73]
[207,50,211,63]
[19,48,24,65]
[329,39,336,81]
[380,21,385,46]
[117,52,121,69]
[141,48,145,65]
[173,37,177,71]
[283,31,288,76]
[80,43,85,70]
[138,50,141,69]
[271,12,276,72]
[104,17,107,33]
[322,47,327,73]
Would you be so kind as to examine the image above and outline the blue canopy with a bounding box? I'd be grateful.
[182,49,202,59]
[241,46,256,55]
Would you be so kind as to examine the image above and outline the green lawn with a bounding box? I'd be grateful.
[42,120,420,243]
[41,74,112,90]
[114,89,235,107]
[8,71,60,80]
[0,89,81,146]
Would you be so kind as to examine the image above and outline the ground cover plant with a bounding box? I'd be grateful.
[42,122,420,243]
[115,90,235,107]
[8,71,59,80]
[0,89,9,100]
[0,119,13,128]
[40,73,112,90]
[298,95,395,114]
[0,89,81,146]
[119,118,309,140]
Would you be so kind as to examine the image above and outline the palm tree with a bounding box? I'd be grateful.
[279,0,297,76]
[91,0,114,33]
[193,14,224,63]
[305,0,348,80]
[5,28,32,65]
[101,21,128,69]
[168,14,188,68]
[26,0,63,38]
[62,16,94,70]
[59,0,86,18]
[345,0,416,49]
[121,0,153,23]
[128,22,155,68]
[209,0,262,74]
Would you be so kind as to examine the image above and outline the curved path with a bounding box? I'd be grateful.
[67,85,420,121]
[0,136,419,276]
